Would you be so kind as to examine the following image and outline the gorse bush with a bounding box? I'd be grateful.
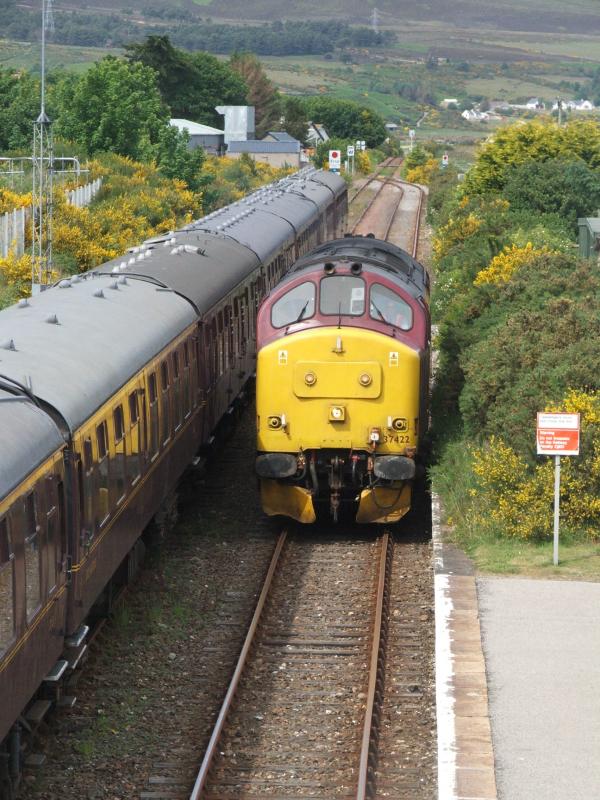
[470,391,600,541]
[0,151,291,307]
[430,119,600,542]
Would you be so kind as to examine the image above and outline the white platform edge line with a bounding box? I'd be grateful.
[433,491,458,800]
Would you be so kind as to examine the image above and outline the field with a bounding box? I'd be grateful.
[2,8,600,137]
[0,39,118,72]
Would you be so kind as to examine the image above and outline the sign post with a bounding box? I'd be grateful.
[347,144,355,175]
[328,150,341,172]
[536,412,580,565]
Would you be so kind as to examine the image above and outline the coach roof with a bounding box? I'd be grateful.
[0,390,65,501]
[0,275,196,433]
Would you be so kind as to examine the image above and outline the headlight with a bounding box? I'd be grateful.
[329,405,345,422]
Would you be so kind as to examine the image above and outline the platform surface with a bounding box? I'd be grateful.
[477,577,600,800]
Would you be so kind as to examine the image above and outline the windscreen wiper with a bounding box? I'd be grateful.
[371,300,390,326]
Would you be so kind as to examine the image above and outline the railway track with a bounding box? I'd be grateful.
[190,531,392,798]
[350,160,425,257]
[178,524,435,800]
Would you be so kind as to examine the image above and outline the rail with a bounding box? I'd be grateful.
[357,531,394,798]
[189,531,395,799]
[188,530,288,799]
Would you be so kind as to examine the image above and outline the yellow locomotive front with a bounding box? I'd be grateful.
[255,237,430,524]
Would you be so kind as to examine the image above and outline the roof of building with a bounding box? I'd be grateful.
[306,123,329,142]
[264,131,300,143]
[228,140,300,154]
[169,118,224,136]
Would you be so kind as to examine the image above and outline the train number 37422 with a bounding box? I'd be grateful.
[383,434,411,444]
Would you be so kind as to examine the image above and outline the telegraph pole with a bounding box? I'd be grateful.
[371,8,380,35]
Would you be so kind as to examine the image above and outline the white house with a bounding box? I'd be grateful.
[552,99,595,112]
[525,98,545,110]
[461,109,489,122]
[306,123,330,145]
[440,98,459,109]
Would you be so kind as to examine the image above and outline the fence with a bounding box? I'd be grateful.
[0,178,103,258]
[0,207,28,258]
[65,177,103,208]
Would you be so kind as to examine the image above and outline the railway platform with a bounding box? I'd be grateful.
[434,494,600,800]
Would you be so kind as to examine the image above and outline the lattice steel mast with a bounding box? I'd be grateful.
[31,0,54,294]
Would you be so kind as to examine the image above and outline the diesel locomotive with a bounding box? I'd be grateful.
[255,236,430,524]
[0,167,346,795]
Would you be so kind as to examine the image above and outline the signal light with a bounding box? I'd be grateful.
[350,262,362,275]
[324,262,336,274]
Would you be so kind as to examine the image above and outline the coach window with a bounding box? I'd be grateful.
[45,476,58,592]
[160,360,171,445]
[113,405,126,504]
[24,492,41,619]
[271,282,316,328]
[172,351,182,431]
[217,312,225,375]
[0,517,14,652]
[320,275,365,316]
[128,391,142,485]
[225,307,234,368]
[233,298,240,357]
[82,437,95,538]
[182,343,192,418]
[208,319,217,384]
[370,283,413,331]
[148,372,159,460]
[96,420,110,525]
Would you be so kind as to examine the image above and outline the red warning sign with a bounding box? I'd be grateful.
[536,413,580,456]
[329,150,341,170]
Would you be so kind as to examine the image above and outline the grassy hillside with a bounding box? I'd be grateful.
[202,0,600,34]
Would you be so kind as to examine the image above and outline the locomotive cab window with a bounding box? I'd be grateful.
[370,283,413,331]
[271,282,316,328]
[320,275,365,316]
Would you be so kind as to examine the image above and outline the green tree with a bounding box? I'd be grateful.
[303,97,386,148]
[125,35,192,106]
[282,96,309,145]
[54,56,167,160]
[503,158,600,233]
[154,126,205,192]
[463,119,600,196]
[126,36,247,128]
[229,52,281,138]
[0,67,40,150]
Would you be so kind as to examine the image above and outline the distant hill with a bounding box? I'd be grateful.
[201,0,600,35]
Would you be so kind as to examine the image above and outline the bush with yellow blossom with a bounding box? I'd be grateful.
[473,242,553,286]
[470,390,600,540]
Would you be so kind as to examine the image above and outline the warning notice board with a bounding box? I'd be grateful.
[536,412,580,456]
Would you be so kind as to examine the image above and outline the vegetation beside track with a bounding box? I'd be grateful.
[0,152,291,307]
[428,118,600,573]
